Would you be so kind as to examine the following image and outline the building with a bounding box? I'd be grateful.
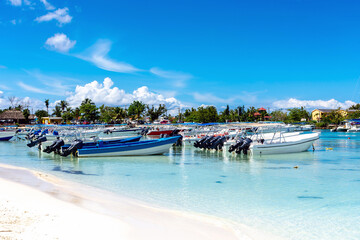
[311,109,349,121]
[0,110,35,124]
[41,117,63,125]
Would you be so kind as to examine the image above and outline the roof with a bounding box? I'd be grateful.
[264,115,272,118]
[0,110,25,120]
[254,112,261,116]
[258,107,266,111]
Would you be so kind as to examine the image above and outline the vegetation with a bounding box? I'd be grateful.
[2,94,360,126]
[35,110,48,122]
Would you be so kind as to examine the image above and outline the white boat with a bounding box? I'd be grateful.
[250,132,320,155]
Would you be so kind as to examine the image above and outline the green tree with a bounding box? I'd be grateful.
[22,109,30,122]
[147,104,167,122]
[44,99,49,114]
[60,100,69,113]
[35,110,48,123]
[79,98,99,122]
[128,101,146,120]
[349,104,360,110]
[113,107,127,122]
[286,107,310,122]
[270,110,287,122]
[52,105,62,117]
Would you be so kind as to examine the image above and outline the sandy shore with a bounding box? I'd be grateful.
[0,163,283,240]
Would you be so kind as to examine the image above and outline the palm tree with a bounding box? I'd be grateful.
[44,99,49,114]
[60,100,69,113]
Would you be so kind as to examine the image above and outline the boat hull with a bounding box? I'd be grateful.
[250,134,319,155]
[77,136,180,157]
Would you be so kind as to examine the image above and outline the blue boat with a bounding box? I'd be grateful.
[77,136,181,157]
[61,136,142,150]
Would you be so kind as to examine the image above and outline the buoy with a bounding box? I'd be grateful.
[348,137,350,139]
[326,147,333,150]
[294,166,299,169]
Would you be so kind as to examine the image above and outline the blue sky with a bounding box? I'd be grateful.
[1,0,360,112]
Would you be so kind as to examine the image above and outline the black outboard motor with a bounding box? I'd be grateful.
[206,136,220,149]
[60,140,83,157]
[235,138,252,154]
[43,138,65,154]
[170,129,180,136]
[229,138,244,153]
[103,129,112,134]
[27,136,47,148]
[210,136,227,150]
[199,136,215,149]
[174,135,183,146]
[194,136,209,148]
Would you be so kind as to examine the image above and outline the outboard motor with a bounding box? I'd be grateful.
[199,136,215,149]
[210,136,226,150]
[27,136,47,148]
[43,138,65,154]
[174,135,183,146]
[194,136,209,148]
[235,138,252,155]
[228,138,244,153]
[103,129,112,134]
[206,136,221,149]
[170,129,180,136]
[60,140,83,157]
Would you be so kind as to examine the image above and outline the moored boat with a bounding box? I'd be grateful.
[250,132,320,155]
[77,136,181,157]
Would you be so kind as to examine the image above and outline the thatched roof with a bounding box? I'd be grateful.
[0,110,25,120]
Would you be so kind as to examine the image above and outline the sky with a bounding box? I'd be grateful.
[1,0,360,113]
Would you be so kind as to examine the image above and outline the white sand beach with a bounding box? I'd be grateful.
[0,164,282,240]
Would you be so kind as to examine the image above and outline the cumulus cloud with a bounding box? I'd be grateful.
[150,67,192,88]
[66,77,181,112]
[273,98,356,110]
[45,33,76,52]
[35,7,72,25]
[76,40,140,73]
[7,0,22,6]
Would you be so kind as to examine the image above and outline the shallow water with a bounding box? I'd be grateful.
[0,130,360,240]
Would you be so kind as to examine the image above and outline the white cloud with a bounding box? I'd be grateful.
[150,67,192,88]
[39,0,55,10]
[76,40,140,73]
[0,93,44,110]
[35,7,72,25]
[272,98,356,110]
[7,0,22,6]
[66,78,181,112]
[45,33,76,52]
[17,82,61,95]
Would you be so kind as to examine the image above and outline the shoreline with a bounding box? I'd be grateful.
[0,163,284,240]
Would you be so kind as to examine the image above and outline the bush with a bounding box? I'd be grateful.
[315,122,328,128]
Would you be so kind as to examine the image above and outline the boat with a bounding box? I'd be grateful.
[61,135,142,150]
[77,136,181,157]
[0,130,16,141]
[249,132,320,155]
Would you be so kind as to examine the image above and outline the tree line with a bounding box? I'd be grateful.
[1,96,360,125]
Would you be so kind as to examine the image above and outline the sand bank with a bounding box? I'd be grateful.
[0,164,283,240]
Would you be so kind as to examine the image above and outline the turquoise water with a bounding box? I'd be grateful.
[0,130,360,239]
